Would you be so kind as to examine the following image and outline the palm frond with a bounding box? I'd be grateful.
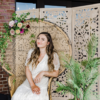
[86,34,98,60]
[56,81,76,96]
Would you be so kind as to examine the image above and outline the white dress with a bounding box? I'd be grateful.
[11,48,60,100]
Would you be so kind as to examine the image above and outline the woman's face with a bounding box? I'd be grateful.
[36,34,49,48]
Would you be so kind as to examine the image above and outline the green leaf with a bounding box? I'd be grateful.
[30,34,35,38]
[5,63,11,70]
[13,79,16,85]
[36,18,39,23]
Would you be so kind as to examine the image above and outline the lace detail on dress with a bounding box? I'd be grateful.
[53,52,60,70]
[25,48,34,66]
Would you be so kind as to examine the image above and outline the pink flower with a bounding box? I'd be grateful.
[20,29,24,34]
[10,29,15,35]
[9,20,15,27]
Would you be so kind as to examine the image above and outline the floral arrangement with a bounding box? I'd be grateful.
[3,12,31,37]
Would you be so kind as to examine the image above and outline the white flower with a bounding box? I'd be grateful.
[9,20,15,27]
[15,29,20,34]
[17,22,22,28]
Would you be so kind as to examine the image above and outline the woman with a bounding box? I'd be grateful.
[11,32,60,100]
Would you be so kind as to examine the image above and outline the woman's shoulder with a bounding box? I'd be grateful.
[28,48,34,54]
[53,51,58,56]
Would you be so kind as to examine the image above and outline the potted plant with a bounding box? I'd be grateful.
[56,34,100,100]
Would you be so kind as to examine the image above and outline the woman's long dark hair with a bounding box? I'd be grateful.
[27,32,57,71]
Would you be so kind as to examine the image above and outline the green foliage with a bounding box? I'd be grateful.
[30,34,35,46]
[0,32,11,69]
[30,34,35,38]
[13,79,16,85]
[5,63,11,70]
[56,34,100,100]
[81,34,99,69]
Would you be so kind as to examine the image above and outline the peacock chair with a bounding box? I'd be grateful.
[2,19,73,100]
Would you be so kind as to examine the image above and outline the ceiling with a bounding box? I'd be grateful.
[16,0,100,7]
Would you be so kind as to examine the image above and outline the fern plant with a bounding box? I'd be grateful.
[56,34,100,100]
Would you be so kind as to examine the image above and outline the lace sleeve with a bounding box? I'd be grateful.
[53,52,60,70]
[25,48,34,66]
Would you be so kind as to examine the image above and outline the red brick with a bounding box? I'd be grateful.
[10,6,15,10]
[0,82,2,84]
[1,30,6,33]
[3,74,9,77]
[2,81,8,84]
[0,85,4,87]
[0,13,11,16]
[1,27,5,30]
[1,2,8,5]
[0,91,8,94]
[0,23,4,26]
[0,68,2,71]
[3,0,11,2]
[0,71,7,74]
[0,88,2,91]
[0,77,7,80]
[0,6,10,9]
[3,87,8,91]
[0,16,4,19]
[5,16,12,19]
[10,0,15,2]
[0,74,3,77]
[0,19,10,23]
[4,84,8,87]
[8,3,15,6]
[0,9,5,12]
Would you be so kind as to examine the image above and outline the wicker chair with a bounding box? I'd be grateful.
[2,20,72,100]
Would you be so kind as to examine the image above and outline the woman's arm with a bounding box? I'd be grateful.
[25,66,40,94]
[25,49,40,94]
[34,70,59,83]
[25,66,35,87]
[43,52,60,77]
[43,70,59,77]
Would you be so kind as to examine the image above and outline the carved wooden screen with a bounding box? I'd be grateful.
[72,4,100,100]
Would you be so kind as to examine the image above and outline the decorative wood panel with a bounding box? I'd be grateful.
[72,4,100,100]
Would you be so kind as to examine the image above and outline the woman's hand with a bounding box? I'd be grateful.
[31,85,40,95]
[34,71,44,83]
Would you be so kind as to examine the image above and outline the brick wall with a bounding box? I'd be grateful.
[0,66,10,94]
[0,0,15,32]
[0,0,15,95]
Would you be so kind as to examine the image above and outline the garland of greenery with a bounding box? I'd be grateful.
[0,12,45,74]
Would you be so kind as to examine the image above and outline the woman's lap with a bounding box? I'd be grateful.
[11,84,49,100]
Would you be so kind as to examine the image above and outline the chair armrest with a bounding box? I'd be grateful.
[2,66,15,97]
[8,75,16,97]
